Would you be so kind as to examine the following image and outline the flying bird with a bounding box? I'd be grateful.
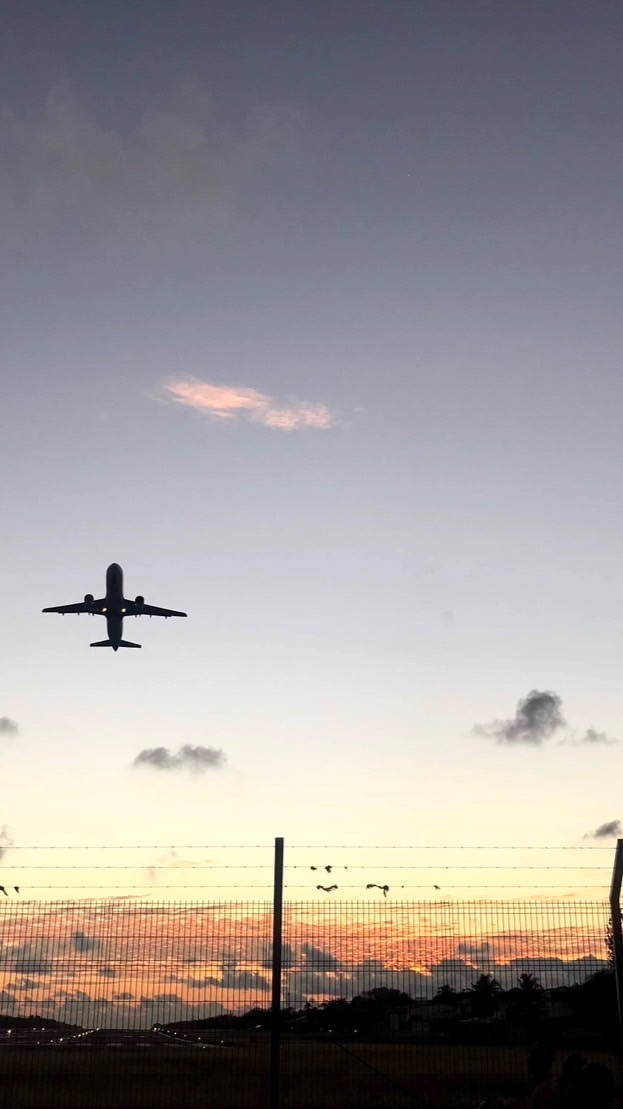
[317,885,338,893]
[366,884,389,898]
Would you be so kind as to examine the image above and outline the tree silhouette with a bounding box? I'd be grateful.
[435,983,459,1005]
[517,972,542,994]
[605,911,622,969]
[357,987,411,1008]
[351,988,410,1027]
[569,970,618,1046]
[507,973,546,1038]
[469,974,501,1018]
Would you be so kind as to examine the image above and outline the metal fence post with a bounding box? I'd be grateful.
[270,836,284,1109]
[609,838,623,1051]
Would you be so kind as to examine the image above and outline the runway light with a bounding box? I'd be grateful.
[121,608,126,613]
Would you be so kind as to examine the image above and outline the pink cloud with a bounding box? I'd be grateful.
[164,379,334,430]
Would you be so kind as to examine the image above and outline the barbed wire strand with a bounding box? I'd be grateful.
[2,843,614,849]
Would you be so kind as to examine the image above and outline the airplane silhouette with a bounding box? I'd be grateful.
[43,563,187,650]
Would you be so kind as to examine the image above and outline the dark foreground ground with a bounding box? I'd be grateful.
[0,1029,619,1108]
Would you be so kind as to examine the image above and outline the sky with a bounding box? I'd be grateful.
[2,0,623,903]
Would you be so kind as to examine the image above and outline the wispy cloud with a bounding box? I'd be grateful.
[0,717,18,736]
[164,378,335,431]
[578,728,618,745]
[474,690,618,747]
[0,81,303,243]
[583,819,622,840]
[133,744,226,773]
[0,827,14,860]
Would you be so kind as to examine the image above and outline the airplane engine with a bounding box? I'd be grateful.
[84,593,94,611]
[134,595,145,613]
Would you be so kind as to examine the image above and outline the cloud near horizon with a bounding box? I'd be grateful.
[164,379,335,431]
[133,744,226,773]
[583,819,622,840]
[579,728,618,745]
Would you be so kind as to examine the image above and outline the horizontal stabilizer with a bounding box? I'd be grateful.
[119,640,141,648]
[90,639,142,649]
[90,640,113,647]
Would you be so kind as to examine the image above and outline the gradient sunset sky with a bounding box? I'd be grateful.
[2,1,623,897]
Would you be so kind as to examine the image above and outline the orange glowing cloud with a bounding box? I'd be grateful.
[164,379,334,430]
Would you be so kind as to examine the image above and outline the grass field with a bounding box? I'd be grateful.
[0,1039,619,1108]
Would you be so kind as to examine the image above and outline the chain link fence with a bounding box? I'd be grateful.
[0,889,618,1107]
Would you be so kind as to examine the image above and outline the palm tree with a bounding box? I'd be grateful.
[517,972,542,994]
[507,972,546,1038]
[469,974,501,1018]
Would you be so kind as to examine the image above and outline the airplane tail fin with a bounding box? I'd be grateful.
[90,639,142,649]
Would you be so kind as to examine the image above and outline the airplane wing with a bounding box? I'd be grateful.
[126,601,187,618]
[42,599,104,614]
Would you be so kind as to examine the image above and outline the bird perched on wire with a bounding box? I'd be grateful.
[434,885,441,890]
[310,865,333,872]
[366,883,389,898]
[0,886,7,897]
[316,885,338,893]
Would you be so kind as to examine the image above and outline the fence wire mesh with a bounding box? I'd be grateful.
[0,892,619,1108]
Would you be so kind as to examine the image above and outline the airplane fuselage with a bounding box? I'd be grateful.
[104,563,125,649]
